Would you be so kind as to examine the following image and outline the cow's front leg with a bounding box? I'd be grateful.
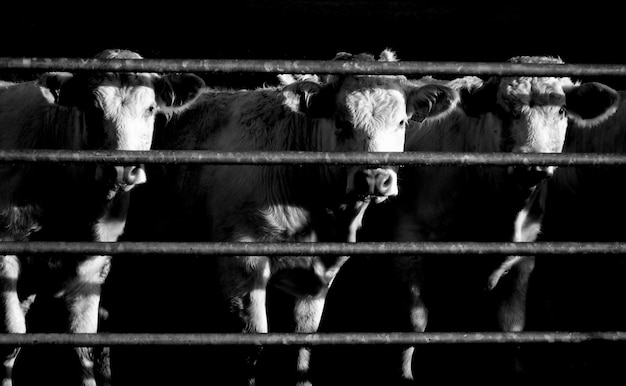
[218,255,271,334]
[391,255,427,383]
[218,255,271,386]
[0,255,25,386]
[257,288,325,386]
[491,256,536,380]
[64,255,111,386]
[293,295,326,386]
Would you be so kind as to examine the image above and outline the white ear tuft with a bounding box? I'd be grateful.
[379,48,398,62]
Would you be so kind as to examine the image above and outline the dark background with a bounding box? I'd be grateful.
[2,1,623,86]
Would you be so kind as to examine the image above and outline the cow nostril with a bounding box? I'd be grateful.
[531,166,553,179]
[351,169,398,197]
[380,174,392,189]
[123,165,147,185]
[374,170,396,196]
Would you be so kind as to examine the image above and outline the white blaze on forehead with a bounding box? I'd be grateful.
[345,88,407,151]
[95,78,157,151]
[499,76,572,155]
[500,76,572,106]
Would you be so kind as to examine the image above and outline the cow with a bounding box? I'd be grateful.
[109,49,460,386]
[309,56,621,386]
[0,49,205,386]
[521,89,626,384]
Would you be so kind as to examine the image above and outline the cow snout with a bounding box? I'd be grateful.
[508,165,554,187]
[116,165,147,189]
[352,168,398,200]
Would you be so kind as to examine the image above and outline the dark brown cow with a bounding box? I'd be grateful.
[112,50,459,386]
[310,56,620,386]
[0,49,204,386]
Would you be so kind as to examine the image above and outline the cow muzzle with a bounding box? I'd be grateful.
[350,168,398,203]
[115,165,147,190]
[507,165,554,187]
[96,164,147,190]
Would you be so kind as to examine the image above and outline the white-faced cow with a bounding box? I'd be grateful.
[113,49,459,386]
[522,89,626,384]
[309,56,620,386]
[0,49,204,386]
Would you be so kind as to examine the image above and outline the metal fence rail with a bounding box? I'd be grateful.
[1,57,626,77]
[0,332,624,346]
[2,241,626,256]
[1,149,626,166]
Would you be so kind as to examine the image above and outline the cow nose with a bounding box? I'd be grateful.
[116,165,147,186]
[508,165,554,187]
[353,168,398,197]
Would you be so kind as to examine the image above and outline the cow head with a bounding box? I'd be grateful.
[38,49,205,194]
[284,49,459,203]
[458,56,620,187]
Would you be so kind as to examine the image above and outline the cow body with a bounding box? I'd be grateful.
[523,90,626,383]
[0,49,204,386]
[310,57,620,385]
[113,50,459,386]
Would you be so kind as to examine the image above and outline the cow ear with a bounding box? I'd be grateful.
[283,80,335,117]
[565,82,620,128]
[458,78,499,117]
[37,72,76,104]
[407,84,460,122]
[155,73,206,112]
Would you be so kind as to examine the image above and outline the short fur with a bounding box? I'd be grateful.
[114,50,459,386]
[310,56,620,386]
[525,89,626,383]
[0,49,204,386]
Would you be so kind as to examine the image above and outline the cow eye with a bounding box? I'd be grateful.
[559,106,567,116]
[145,104,157,117]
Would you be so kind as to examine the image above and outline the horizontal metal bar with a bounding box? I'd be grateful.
[1,150,625,167]
[1,57,626,77]
[2,241,626,256]
[0,332,624,346]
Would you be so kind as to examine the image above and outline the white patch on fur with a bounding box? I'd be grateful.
[379,48,398,62]
[248,287,269,333]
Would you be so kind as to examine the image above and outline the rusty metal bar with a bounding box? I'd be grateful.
[1,150,626,167]
[1,57,626,77]
[0,332,624,346]
[2,241,626,256]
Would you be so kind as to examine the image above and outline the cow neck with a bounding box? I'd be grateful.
[403,149,543,243]
[279,110,346,208]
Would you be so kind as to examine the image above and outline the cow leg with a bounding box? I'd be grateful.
[63,255,111,386]
[293,295,325,386]
[0,255,25,386]
[390,255,427,383]
[257,288,324,386]
[493,255,536,382]
[217,256,270,386]
[217,256,270,333]
[401,282,428,383]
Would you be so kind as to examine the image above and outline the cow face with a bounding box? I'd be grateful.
[460,56,620,186]
[39,49,205,193]
[295,50,459,202]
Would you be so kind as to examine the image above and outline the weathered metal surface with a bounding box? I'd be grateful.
[2,241,625,256]
[1,57,626,77]
[1,150,626,166]
[0,332,624,346]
